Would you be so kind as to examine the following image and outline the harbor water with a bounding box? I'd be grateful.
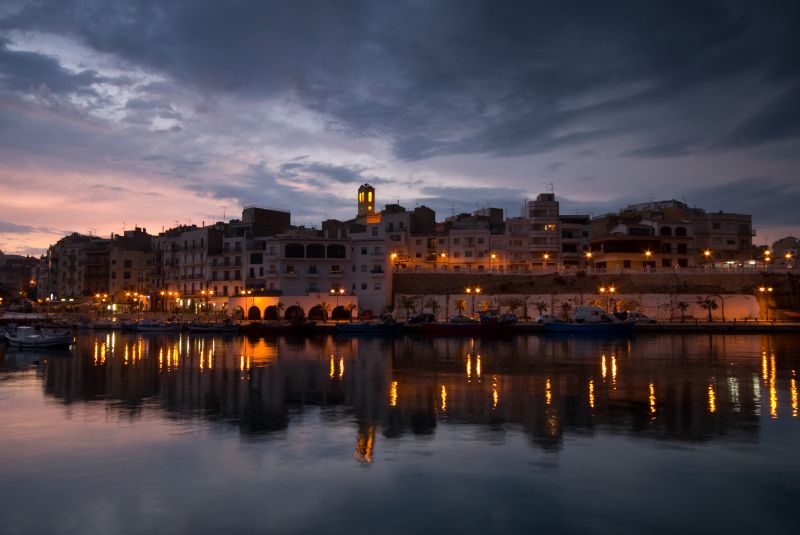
[1,332,799,534]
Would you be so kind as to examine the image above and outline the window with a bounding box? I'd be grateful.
[465,251,473,257]
[371,227,378,236]
[374,246,381,254]
[361,265,367,272]
[415,239,421,245]
[416,253,421,258]
[677,244,687,254]
[286,265,295,274]
[361,283,367,290]
[477,238,484,244]
[374,283,381,290]
[453,238,460,245]
[438,239,444,245]
[235,270,241,280]
[212,271,218,281]
[309,265,318,274]
[361,247,367,255]
[111,272,116,279]
[623,260,631,268]
[250,253,263,264]
[454,252,461,258]
[269,246,276,255]
[713,222,721,230]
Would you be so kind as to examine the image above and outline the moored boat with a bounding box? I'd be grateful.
[336,320,405,335]
[543,321,636,335]
[420,314,514,336]
[5,326,74,350]
[242,320,317,336]
[188,320,240,333]
[135,320,183,332]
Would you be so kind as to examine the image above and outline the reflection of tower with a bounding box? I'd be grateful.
[357,183,375,217]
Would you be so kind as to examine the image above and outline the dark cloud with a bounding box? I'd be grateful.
[0,220,36,233]
[278,161,391,185]
[0,35,102,95]
[719,84,800,148]
[2,0,798,161]
[681,177,800,226]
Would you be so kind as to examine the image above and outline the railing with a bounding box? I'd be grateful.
[391,265,798,275]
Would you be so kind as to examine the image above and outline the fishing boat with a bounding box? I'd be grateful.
[543,305,636,335]
[242,320,317,336]
[135,319,183,332]
[420,314,515,336]
[91,319,122,330]
[5,326,74,350]
[188,320,240,333]
[336,319,405,335]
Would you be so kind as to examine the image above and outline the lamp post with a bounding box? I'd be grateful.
[330,287,345,321]
[703,249,712,266]
[785,252,794,269]
[240,289,253,319]
[490,253,497,273]
[465,287,481,318]
[599,285,617,313]
[543,253,550,272]
[440,251,447,271]
[758,287,773,321]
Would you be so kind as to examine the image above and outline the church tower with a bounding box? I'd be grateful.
[357,183,375,217]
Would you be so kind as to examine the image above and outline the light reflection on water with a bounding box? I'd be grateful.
[1,332,800,534]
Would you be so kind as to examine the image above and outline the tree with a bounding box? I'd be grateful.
[425,298,441,319]
[479,299,492,312]
[319,301,332,321]
[560,301,573,321]
[399,295,417,320]
[533,300,548,318]
[697,298,718,322]
[676,301,690,323]
[275,301,285,321]
[345,303,357,322]
[455,298,468,315]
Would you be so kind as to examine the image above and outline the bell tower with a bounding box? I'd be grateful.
[358,183,375,217]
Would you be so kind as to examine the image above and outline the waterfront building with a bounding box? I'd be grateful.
[45,233,109,299]
[108,227,153,305]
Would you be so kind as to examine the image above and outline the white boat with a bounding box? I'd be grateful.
[5,326,74,350]
[135,320,182,332]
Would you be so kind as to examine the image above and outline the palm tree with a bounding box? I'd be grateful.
[479,299,492,312]
[400,295,417,320]
[697,298,718,322]
[454,298,468,315]
[424,298,441,319]
[533,300,548,318]
[560,301,573,321]
[275,301,285,322]
[676,301,690,323]
[345,302,357,322]
[319,301,332,321]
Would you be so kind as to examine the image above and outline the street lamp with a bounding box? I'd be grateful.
[759,286,773,321]
[490,252,497,273]
[330,287,345,321]
[466,287,481,318]
[599,285,616,313]
[440,251,447,271]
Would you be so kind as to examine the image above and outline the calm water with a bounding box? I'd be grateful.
[2,332,800,534]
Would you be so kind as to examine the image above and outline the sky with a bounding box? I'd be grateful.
[0,0,798,256]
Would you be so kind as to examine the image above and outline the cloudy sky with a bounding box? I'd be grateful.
[1,0,798,255]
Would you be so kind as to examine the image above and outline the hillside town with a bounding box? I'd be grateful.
[1,184,797,319]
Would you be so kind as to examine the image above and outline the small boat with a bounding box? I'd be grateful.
[543,321,636,335]
[188,320,240,333]
[544,305,636,335]
[243,320,317,336]
[91,319,122,330]
[135,320,183,332]
[5,326,74,350]
[420,313,514,336]
[336,319,405,335]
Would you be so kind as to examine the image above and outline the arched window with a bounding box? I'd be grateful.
[660,227,672,236]
[306,244,325,258]
[264,306,279,321]
[285,243,304,258]
[327,244,346,259]
[247,305,261,320]
[675,227,687,237]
